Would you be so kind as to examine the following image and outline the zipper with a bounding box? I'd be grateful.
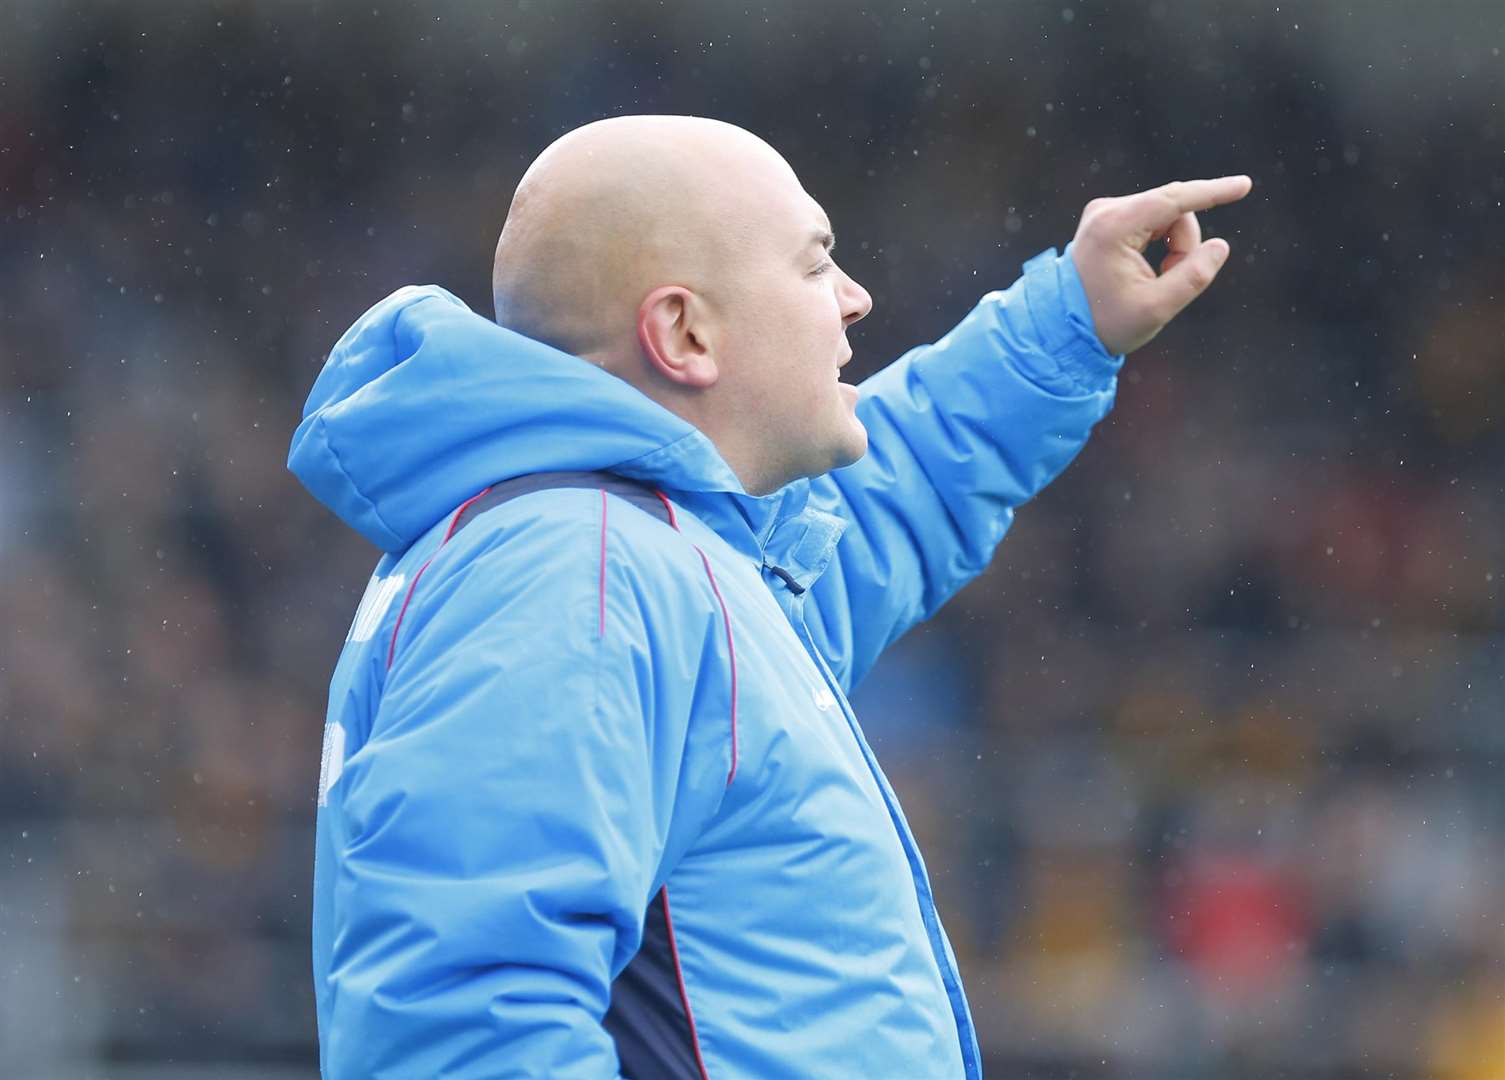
[781,599,982,1079]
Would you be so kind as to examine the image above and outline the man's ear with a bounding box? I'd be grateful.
[636,286,719,389]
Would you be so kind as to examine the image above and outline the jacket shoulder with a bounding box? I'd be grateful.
[420,486,716,617]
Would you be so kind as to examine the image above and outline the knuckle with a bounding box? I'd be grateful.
[1185,261,1215,292]
[1080,197,1119,230]
[1084,200,1122,232]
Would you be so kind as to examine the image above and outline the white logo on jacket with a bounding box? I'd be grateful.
[347,573,407,643]
[317,722,347,807]
[811,685,837,712]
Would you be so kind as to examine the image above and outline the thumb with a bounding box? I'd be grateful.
[1155,237,1231,321]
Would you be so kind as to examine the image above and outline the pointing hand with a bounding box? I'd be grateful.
[1070,176,1253,355]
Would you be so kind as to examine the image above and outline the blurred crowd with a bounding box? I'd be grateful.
[2,3,1500,1077]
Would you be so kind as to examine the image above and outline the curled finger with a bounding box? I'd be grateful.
[1161,211,1202,274]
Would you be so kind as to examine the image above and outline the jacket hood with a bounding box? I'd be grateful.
[289,285,806,554]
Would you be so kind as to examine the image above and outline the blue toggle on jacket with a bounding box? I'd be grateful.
[288,245,1121,1079]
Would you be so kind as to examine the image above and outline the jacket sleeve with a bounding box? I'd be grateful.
[322,505,729,1078]
[804,245,1123,693]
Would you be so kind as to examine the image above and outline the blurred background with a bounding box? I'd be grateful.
[2,1,1502,1077]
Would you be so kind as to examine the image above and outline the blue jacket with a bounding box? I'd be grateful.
[289,246,1120,1079]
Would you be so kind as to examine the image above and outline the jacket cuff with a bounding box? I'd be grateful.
[1021,243,1124,393]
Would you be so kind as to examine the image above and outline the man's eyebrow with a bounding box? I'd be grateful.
[805,229,836,255]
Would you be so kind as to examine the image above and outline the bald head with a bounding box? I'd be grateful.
[491,115,873,496]
[492,115,797,362]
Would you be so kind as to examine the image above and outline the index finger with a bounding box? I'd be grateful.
[1119,175,1258,240]
[1153,175,1254,215]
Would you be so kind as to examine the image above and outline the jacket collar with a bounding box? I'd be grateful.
[289,284,846,589]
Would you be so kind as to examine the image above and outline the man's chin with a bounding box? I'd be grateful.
[781,424,868,487]
[830,425,869,472]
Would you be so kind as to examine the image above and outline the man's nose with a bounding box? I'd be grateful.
[840,270,873,327]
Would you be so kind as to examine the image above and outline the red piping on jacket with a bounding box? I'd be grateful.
[654,490,680,531]
[386,486,495,671]
[694,547,739,786]
[598,489,609,639]
[656,492,739,787]
[661,885,712,1080]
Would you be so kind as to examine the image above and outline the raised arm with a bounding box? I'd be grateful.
[805,176,1252,691]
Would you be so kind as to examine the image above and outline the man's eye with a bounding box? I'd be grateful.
[810,260,834,277]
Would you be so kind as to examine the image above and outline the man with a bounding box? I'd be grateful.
[289,115,1249,1078]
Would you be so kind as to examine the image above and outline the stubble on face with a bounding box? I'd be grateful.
[715,186,872,489]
